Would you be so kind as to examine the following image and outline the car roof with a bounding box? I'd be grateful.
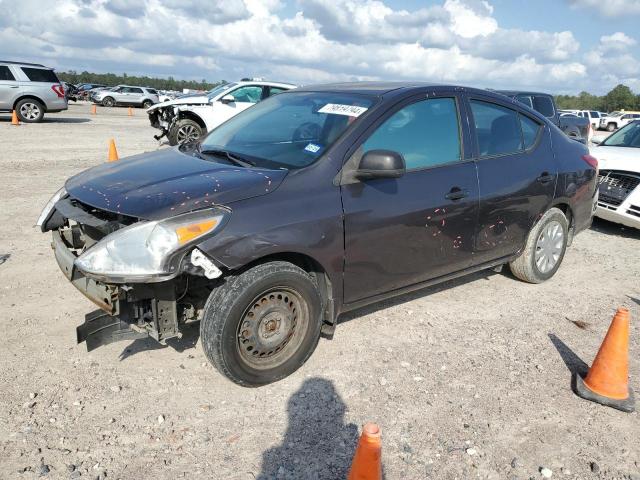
[495,90,552,98]
[0,60,50,69]
[233,81,297,88]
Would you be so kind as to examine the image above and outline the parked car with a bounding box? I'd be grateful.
[147,80,296,145]
[497,91,591,143]
[599,111,640,132]
[91,85,159,108]
[0,60,67,122]
[39,82,598,386]
[592,120,640,228]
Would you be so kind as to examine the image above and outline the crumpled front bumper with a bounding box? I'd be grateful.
[51,230,147,350]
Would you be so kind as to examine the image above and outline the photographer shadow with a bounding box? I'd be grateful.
[257,377,360,480]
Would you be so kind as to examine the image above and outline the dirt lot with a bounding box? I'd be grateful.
[0,103,639,480]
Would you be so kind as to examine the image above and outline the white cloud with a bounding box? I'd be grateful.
[0,0,637,94]
[568,0,640,17]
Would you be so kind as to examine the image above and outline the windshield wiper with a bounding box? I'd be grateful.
[198,147,255,167]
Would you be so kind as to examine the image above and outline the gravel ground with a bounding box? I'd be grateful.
[0,103,639,480]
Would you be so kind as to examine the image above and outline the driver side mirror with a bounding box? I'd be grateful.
[220,94,235,104]
[355,150,405,180]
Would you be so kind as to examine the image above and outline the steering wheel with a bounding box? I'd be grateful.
[292,122,322,143]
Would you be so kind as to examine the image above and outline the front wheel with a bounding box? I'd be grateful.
[509,207,568,283]
[102,97,115,107]
[168,118,204,146]
[200,261,323,386]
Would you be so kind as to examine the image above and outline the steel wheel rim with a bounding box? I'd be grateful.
[236,287,309,370]
[177,124,200,143]
[534,220,564,274]
[20,103,40,120]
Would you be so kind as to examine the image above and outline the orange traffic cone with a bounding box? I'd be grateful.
[108,138,119,162]
[348,423,382,480]
[128,107,133,116]
[574,307,635,412]
[11,110,20,125]
[91,104,97,115]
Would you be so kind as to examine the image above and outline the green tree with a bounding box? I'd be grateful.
[602,84,636,112]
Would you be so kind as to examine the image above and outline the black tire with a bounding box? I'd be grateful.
[15,98,45,123]
[142,99,154,109]
[607,123,616,132]
[168,118,204,146]
[102,96,115,107]
[509,207,568,284]
[200,261,323,387]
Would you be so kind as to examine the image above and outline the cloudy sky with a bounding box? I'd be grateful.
[0,0,639,94]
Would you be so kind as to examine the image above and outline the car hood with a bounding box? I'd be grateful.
[147,96,209,112]
[65,148,287,220]
[591,145,640,173]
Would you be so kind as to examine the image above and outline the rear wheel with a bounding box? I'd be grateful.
[102,97,115,107]
[16,98,44,123]
[607,123,616,132]
[200,261,323,386]
[509,207,568,283]
[169,118,204,146]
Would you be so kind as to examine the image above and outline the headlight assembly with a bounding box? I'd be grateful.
[36,187,67,230]
[74,207,229,283]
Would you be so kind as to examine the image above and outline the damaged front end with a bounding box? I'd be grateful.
[42,194,227,351]
[148,105,178,141]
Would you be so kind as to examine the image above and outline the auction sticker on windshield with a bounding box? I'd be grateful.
[318,104,368,117]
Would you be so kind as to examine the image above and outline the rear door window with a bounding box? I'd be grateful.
[532,95,555,118]
[21,67,59,83]
[0,66,15,81]
[128,87,143,94]
[146,88,158,95]
[363,97,461,170]
[470,100,523,157]
[520,115,542,149]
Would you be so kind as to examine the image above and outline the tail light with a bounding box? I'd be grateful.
[51,84,65,98]
[582,154,598,169]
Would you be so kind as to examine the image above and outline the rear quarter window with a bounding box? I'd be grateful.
[520,115,542,149]
[21,67,59,83]
[0,66,15,81]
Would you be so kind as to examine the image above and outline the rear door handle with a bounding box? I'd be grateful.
[537,172,554,184]
[445,187,469,201]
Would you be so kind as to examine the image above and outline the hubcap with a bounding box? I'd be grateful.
[177,124,200,143]
[20,103,40,120]
[534,220,564,274]
[237,287,308,369]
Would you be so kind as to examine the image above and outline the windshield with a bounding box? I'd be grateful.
[200,91,375,169]
[602,121,640,148]
[207,83,236,100]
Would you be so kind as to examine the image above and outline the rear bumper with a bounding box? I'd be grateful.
[46,97,68,112]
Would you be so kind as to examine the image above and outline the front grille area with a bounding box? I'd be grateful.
[598,171,640,207]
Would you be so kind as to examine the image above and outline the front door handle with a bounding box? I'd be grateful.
[445,187,469,201]
[9,85,19,88]
[537,172,554,184]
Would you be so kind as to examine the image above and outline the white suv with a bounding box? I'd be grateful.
[600,111,640,131]
[0,60,68,122]
[147,80,296,145]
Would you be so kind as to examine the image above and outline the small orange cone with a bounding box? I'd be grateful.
[108,138,119,162]
[91,104,97,115]
[348,423,382,480]
[128,107,133,116]
[11,110,20,125]
[574,307,635,412]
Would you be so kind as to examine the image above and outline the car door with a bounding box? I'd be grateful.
[467,95,557,263]
[127,87,144,104]
[0,65,19,110]
[341,94,479,304]
[216,85,265,124]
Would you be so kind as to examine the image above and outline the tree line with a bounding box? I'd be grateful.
[555,84,640,112]
[56,70,224,92]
